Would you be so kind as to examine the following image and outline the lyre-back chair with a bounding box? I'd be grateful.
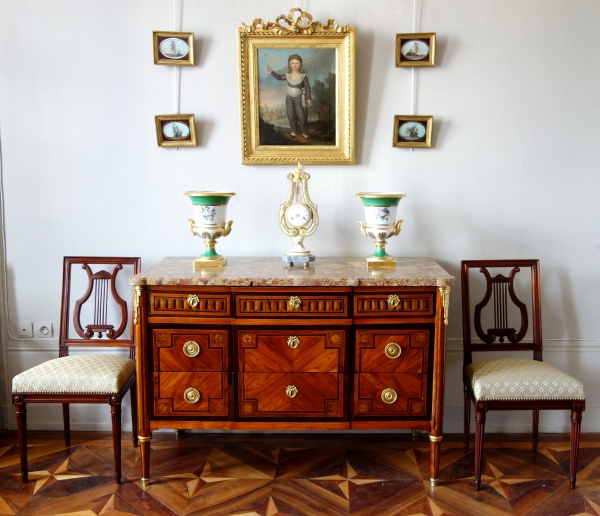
[461,259,585,490]
[12,256,141,484]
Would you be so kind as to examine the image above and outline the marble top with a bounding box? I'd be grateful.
[129,257,455,287]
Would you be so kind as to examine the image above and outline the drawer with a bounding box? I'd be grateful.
[239,329,345,373]
[238,372,344,418]
[235,293,348,317]
[154,372,229,416]
[353,373,427,417]
[148,290,231,317]
[153,329,228,372]
[355,329,429,373]
[354,292,434,317]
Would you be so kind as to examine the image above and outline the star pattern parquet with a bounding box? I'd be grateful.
[0,431,599,515]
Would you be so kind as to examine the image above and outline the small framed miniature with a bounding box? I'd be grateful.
[153,31,194,66]
[155,114,197,147]
[393,115,433,148]
[395,33,435,67]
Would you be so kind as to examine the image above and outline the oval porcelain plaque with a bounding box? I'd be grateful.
[401,40,430,60]
[163,121,190,140]
[399,122,426,140]
[159,38,190,60]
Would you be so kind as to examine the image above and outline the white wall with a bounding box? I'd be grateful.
[0,0,599,433]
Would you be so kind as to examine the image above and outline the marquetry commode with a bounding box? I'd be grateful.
[129,257,454,486]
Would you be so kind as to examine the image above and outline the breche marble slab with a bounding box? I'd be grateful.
[129,257,455,287]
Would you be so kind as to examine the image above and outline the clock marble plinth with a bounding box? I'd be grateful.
[282,255,315,266]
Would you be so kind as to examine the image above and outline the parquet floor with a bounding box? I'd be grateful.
[0,431,599,515]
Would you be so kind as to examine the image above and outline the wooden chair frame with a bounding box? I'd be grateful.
[12,256,141,484]
[461,259,585,490]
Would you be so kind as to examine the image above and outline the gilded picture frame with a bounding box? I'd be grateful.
[395,33,436,67]
[238,8,355,165]
[155,114,197,147]
[153,31,194,66]
[393,115,433,148]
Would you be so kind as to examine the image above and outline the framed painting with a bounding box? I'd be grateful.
[393,115,433,148]
[395,33,435,67]
[238,8,355,165]
[153,31,194,66]
[155,114,197,147]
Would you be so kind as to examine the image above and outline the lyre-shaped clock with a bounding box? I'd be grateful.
[279,162,318,266]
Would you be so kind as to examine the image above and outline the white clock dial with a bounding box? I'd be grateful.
[286,203,311,227]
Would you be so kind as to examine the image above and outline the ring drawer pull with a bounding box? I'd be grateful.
[183,341,200,357]
[183,387,201,404]
[288,296,301,309]
[286,385,298,398]
[381,388,398,404]
[387,294,400,308]
[187,294,200,308]
[385,342,402,359]
[287,336,300,349]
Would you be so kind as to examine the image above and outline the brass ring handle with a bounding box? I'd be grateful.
[288,296,301,309]
[286,385,298,398]
[288,336,300,349]
[384,342,402,359]
[187,294,200,308]
[387,294,400,308]
[183,387,201,404]
[381,388,398,404]
[183,341,200,358]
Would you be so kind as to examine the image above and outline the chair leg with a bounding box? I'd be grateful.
[463,382,471,453]
[569,402,584,489]
[110,397,122,484]
[14,399,28,483]
[130,380,138,448]
[532,409,539,453]
[62,403,71,447]
[474,401,487,491]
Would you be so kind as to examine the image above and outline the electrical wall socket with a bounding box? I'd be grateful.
[16,321,33,338]
[34,322,53,338]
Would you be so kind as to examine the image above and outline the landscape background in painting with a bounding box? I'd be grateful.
[257,47,336,146]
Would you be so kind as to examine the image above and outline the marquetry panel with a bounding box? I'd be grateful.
[354,292,434,317]
[355,329,429,373]
[238,372,343,417]
[239,330,345,373]
[154,372,228,416]
[153,329,228,372]
[235,294,348,317]
[353,373,427,417]
[148,291,230,317]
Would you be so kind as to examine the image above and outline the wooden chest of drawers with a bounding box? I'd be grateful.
[131,257,454,486]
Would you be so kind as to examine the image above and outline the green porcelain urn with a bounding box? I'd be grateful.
[357,192,406,267]
[184,191,235,270]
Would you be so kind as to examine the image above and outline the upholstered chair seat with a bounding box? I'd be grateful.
[464,357,585,402]
[13,355,136,395]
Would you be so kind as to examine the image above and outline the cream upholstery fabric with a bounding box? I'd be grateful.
[12,354,135,394]
[464,358,585,401]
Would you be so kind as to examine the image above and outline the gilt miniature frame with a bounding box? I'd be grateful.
[396,33,435,67]
[238,8,356,165]
[153,31,194,66]
[155,114,197,147]
[393,115,433,148]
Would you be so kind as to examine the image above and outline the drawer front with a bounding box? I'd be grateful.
[154,329,228,372]
[354,292,434,317]
[235,294,348,317]
[355,329,429,373]
[149,291,230,317]
[238,372,344,418]
[239,329,345,373]
[353,373,427,417]
[154,372,228,416]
